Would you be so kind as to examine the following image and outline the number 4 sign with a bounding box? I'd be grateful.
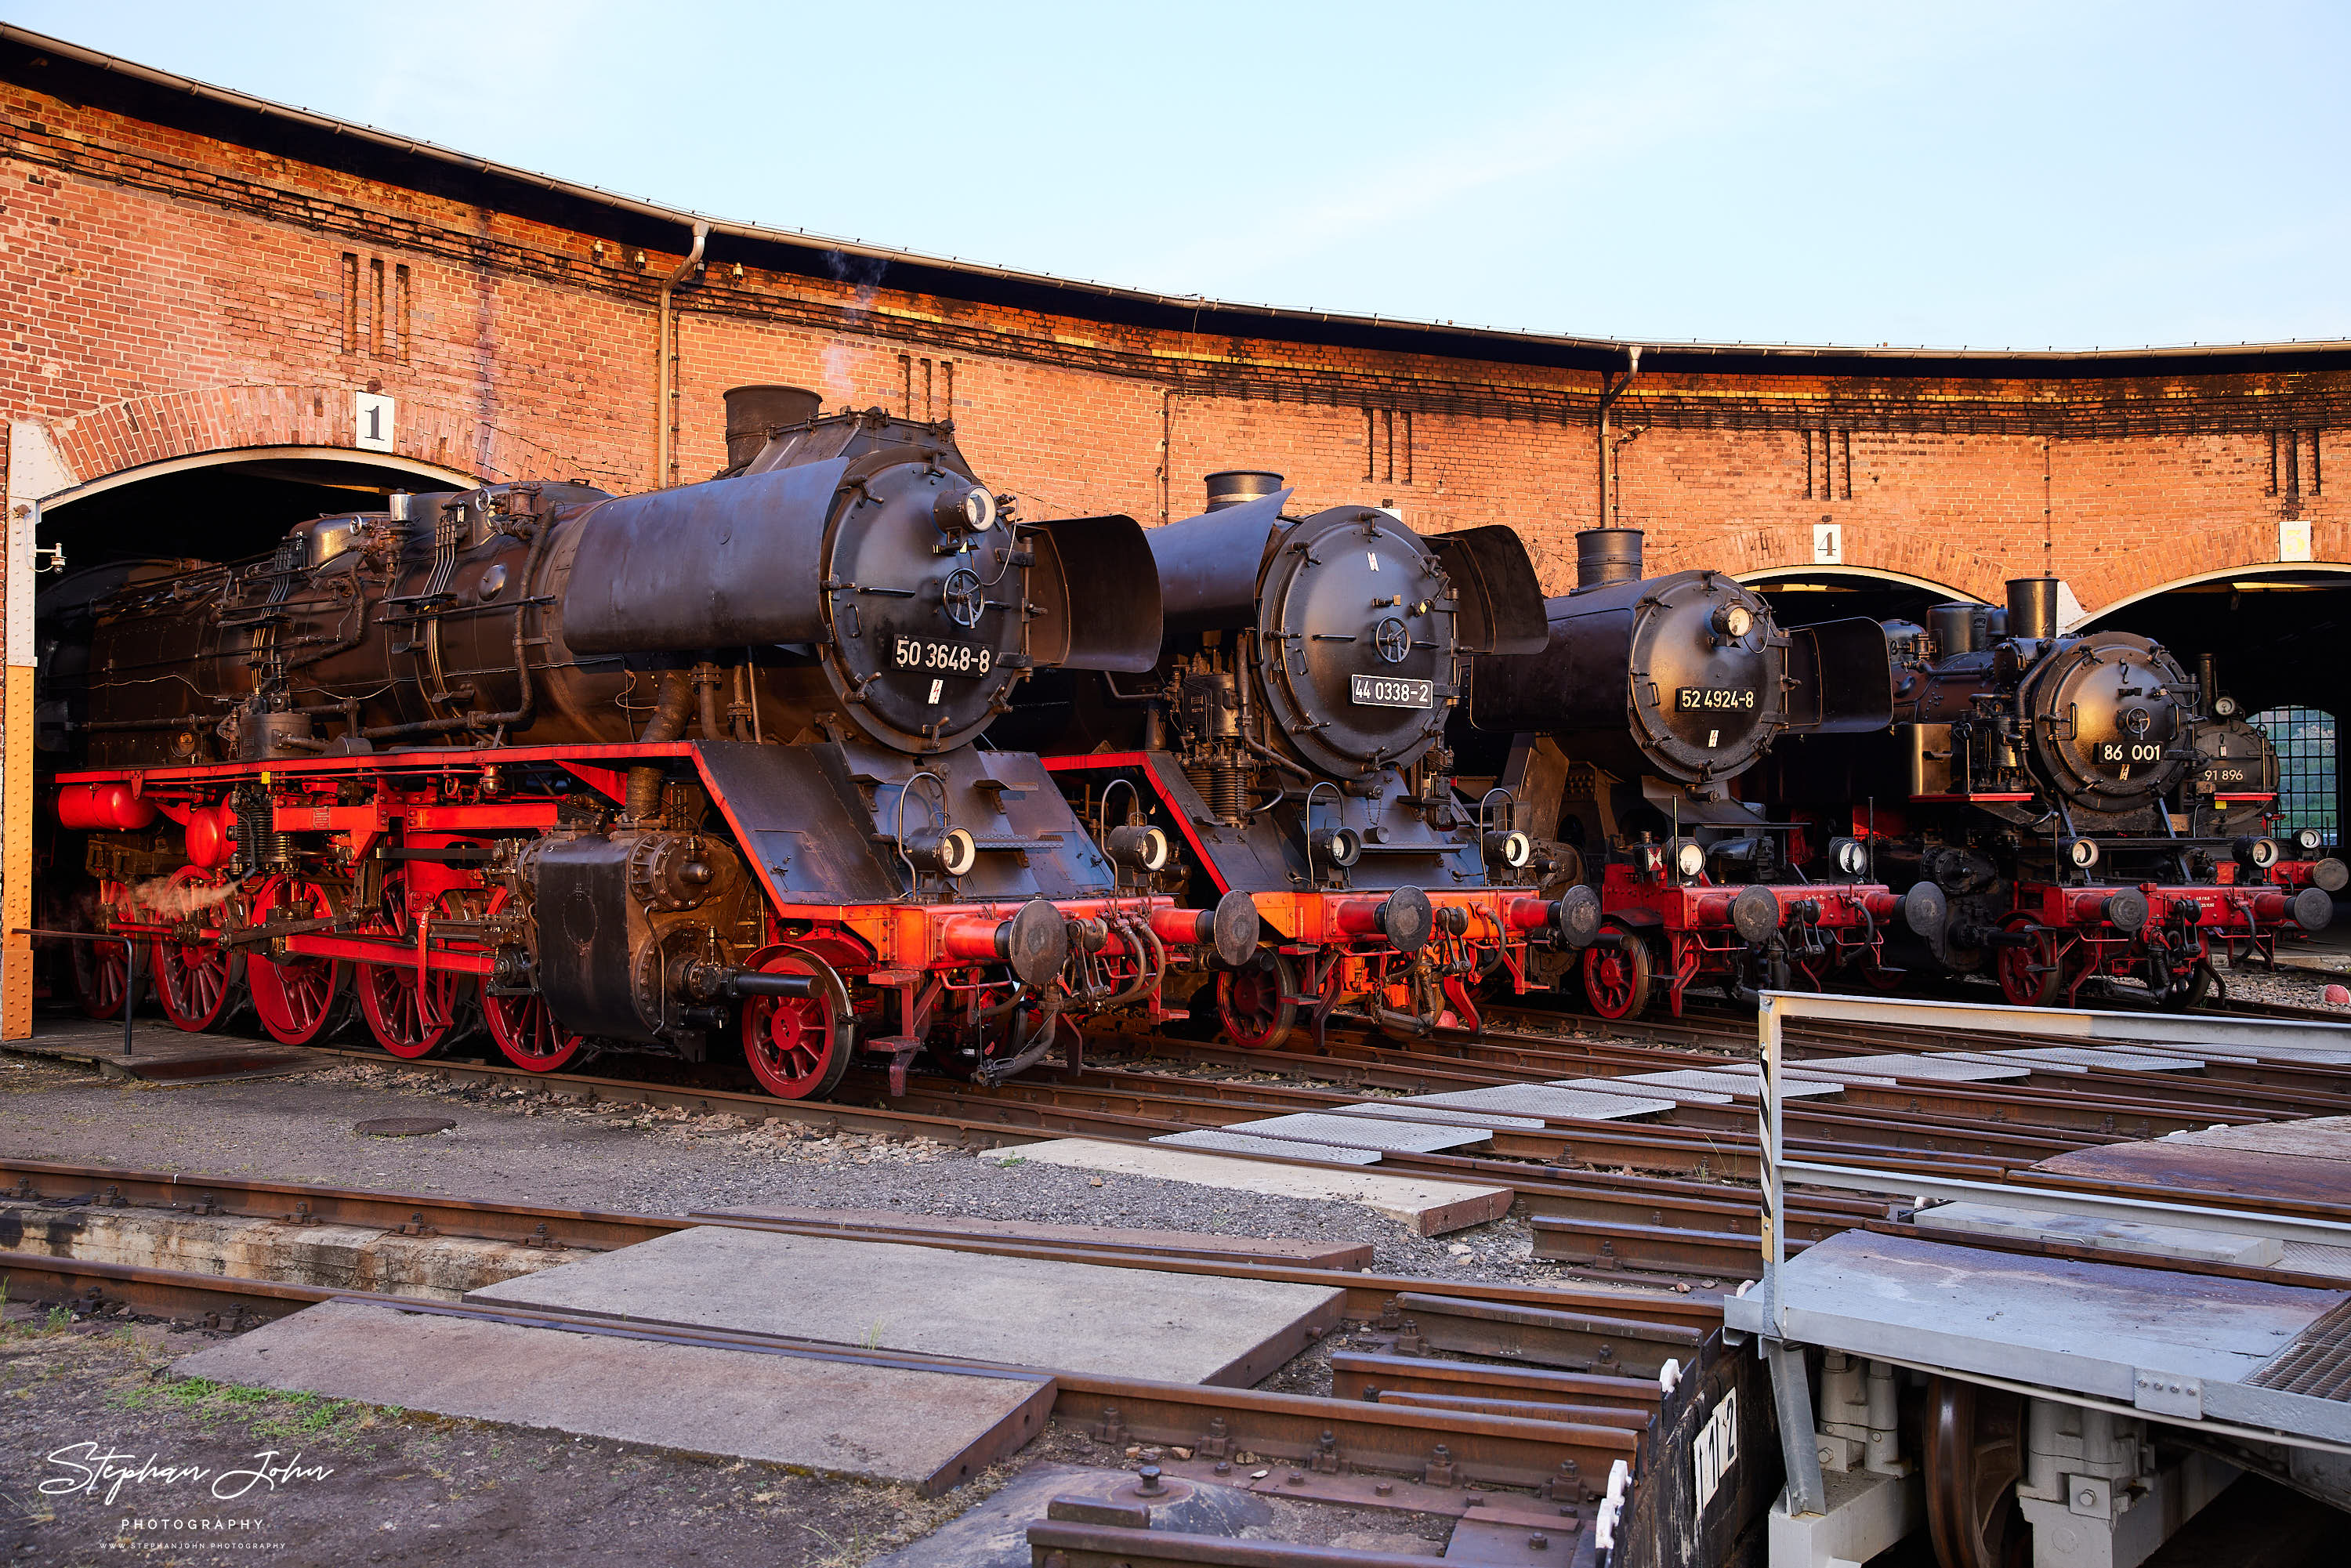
[354,390,396,453]
[1812,522,1842,564]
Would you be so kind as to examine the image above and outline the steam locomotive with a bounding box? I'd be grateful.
[40,385,1246,1097]
[995,471,1574,1048]
[1759,578,2337,1009]
[1455,528,1899,1019]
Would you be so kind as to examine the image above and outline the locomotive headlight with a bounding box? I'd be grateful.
[1105,824,1171,873]
[906,825,979,877]
[933,483,998,534]
[1831,837,1868,878]
[1317,827,1363,869]
[2213,695,2240,718]
[1710,603,1755,641]
[1484,830,1534,871]
[1668,837,1706,881]
[2295,827,2324,853]
[2237,835,2280,869]
[2067,838,2100,871]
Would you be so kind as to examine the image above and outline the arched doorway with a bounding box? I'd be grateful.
[4,445,483,1038]
[34,447,481,569]
[1736,563,1979,630]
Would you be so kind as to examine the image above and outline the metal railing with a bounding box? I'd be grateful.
[1755,989,2351,1336]
[13,928,144,1056]
[1749,988,2351,1514]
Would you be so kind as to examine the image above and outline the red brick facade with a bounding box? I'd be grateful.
[5,65,2346,615]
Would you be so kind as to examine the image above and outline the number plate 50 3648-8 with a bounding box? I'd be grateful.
[892,636,993,678]
[1350,675,1433,709]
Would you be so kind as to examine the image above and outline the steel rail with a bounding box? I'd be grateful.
[0,1156,686,1252]
[0,1154,1723,1330]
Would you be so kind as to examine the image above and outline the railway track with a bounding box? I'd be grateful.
[0,1156,1702,1515]
[17,975,2351,1294]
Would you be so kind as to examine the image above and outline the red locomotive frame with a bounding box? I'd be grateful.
[1583,861,1898,1019]
[1041,751,1563,1048]
[60,742,1190,1097]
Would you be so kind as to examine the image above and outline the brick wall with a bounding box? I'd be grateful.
[4,77,2346,613]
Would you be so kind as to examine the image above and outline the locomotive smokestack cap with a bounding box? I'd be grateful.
[1203,470,1285,511]
[1573,527,1644,593]
[2005,576,2061,641]
[723,384,823,469]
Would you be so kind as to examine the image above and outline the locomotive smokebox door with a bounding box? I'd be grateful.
[1258,508,1454,778]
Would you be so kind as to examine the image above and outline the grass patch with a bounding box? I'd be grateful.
[112,1377,375,1442]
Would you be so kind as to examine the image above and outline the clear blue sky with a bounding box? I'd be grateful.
[9,1,2346,349]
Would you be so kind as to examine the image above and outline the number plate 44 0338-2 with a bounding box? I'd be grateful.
[1350,675,1433,709]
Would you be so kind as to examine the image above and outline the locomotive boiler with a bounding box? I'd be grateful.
[45,385,1233,1095]
[1760,578,2332,1008]
[999,470,1567,1048]
[1460,527,1896,1018]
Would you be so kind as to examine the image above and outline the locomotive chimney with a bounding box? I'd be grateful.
[723,384,823,469]
[1572,527,1644,593]
[1203,470,1284,511]
[2005,576,2060,641]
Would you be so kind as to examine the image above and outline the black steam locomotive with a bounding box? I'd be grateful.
[997,471,1571,1047]
[1456,528,1896,1018]
[42,385,1240,1096]
[1759,578,2335,1008]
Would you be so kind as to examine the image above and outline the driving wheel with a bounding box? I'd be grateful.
[1215,949,1299,1051]
[741,952,851,1099]
[1992,918,2059,1008]
[149,867,249,1032]
[1582,934,1654,1020]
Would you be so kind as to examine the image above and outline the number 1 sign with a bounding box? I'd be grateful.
[354,390,395,453]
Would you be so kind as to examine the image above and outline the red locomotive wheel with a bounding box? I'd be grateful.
[479,889,587,1072]
[1216,950,1298,1052]
[484,990,589,1073]
[741,954,851,1099]
[1992,918,2059,1008]
[71,936,139,1019]
[150,867,249,1032]
[1581,935,1655,1020]
[246,878,349,1047]
[356,877,480,1059]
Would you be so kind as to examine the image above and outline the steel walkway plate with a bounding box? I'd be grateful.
[1796,1053,2031,1081]
[1152,1129,1384,1164]
[1211,1112,1492,1153]
[1585,1070,1846,1101]
[1724,1229,2351,1446]
[1402,1084,1680,1121]
[1954,1046,2214,1073]
[1331,1103,1547,1131]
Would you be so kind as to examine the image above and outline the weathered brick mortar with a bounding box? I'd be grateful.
[2,80,2342,614]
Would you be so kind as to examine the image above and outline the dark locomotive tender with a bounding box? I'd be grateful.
[1759,577,2335,1009]
[45,384,1242,1096]
[1458,527,1898,1019]
[997,469,1578,1048]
